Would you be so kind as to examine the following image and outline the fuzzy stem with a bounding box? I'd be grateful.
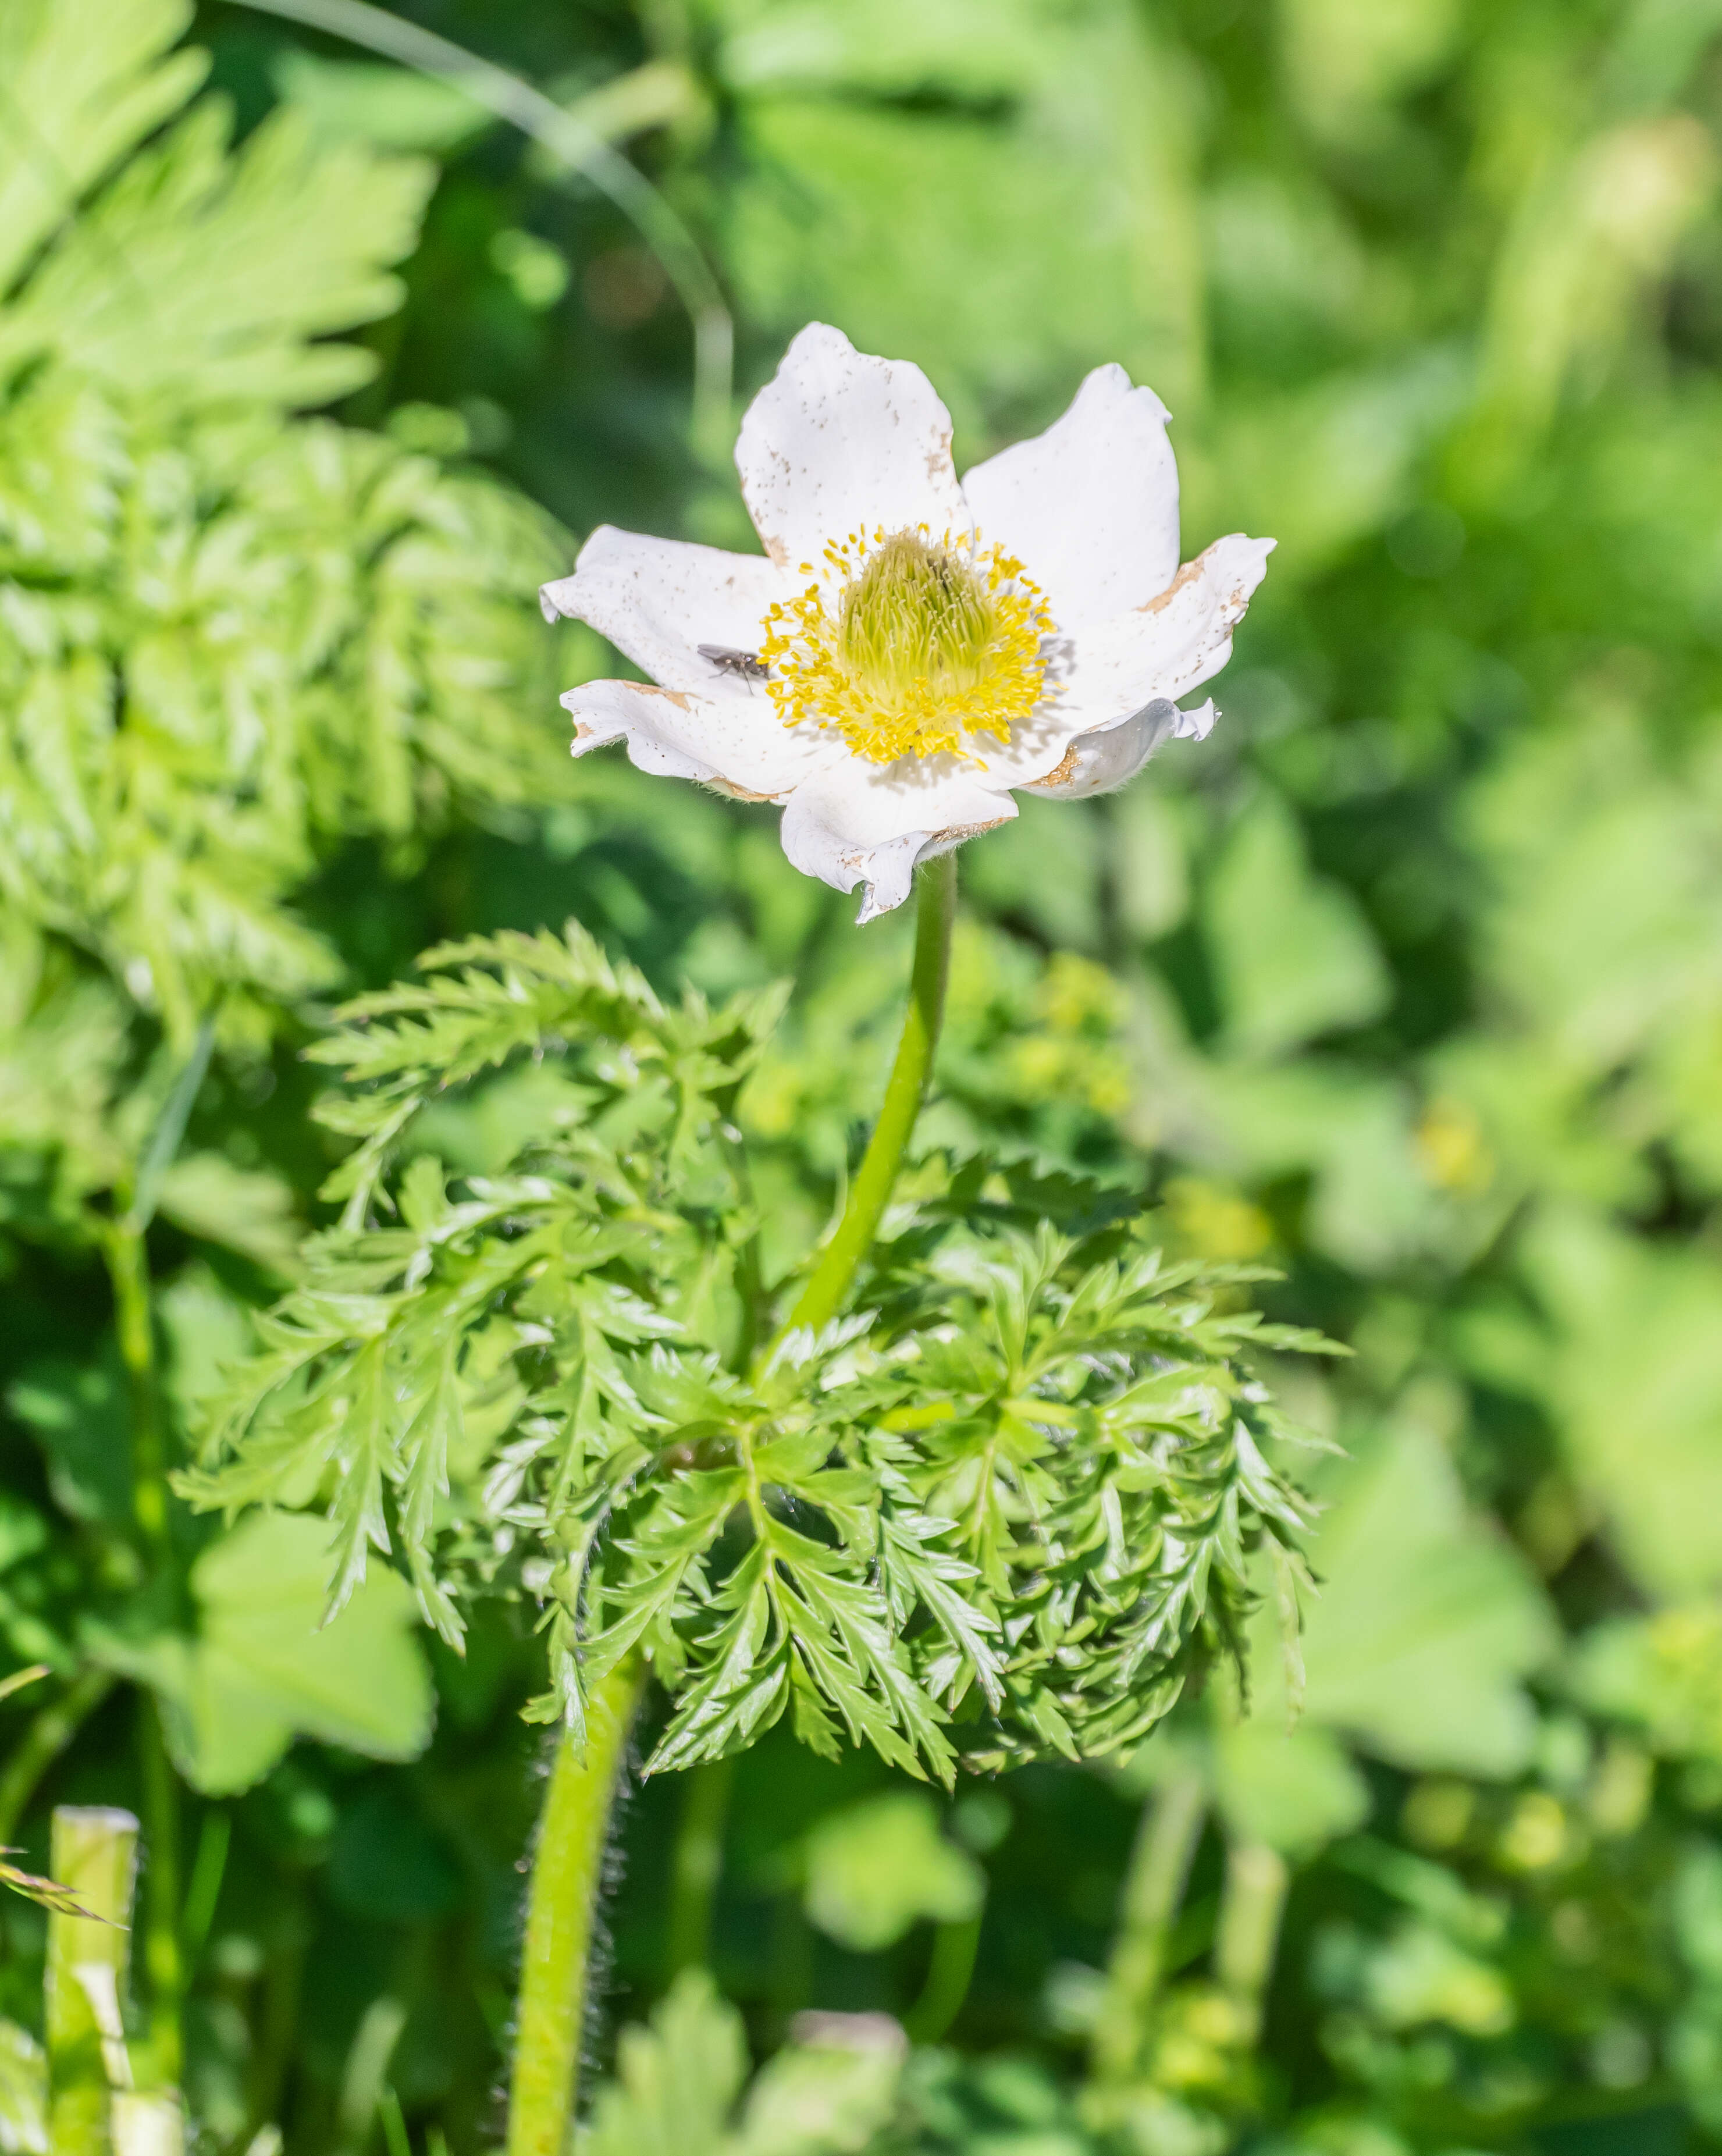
[507,1660,644,2156]
[776,855,957,1347]
[1090,1770,1207,2086]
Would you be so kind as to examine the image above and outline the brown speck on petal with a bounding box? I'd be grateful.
[707,777,781,804]
[932,817,1011,845]
[1140,555,1205,613]
[1027,741,1079,791]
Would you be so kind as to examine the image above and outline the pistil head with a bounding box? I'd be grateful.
[760,525,1054,764]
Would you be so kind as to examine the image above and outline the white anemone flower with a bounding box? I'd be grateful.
[540,324,1273,922]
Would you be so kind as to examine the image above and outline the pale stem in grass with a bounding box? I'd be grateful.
[1214,1838,1290,2043]
[507,1660,646,2156]
[775,853,958,1349]
[0,1669,117,1848]
[47,1806,139,2156]
[1090,1769,1208,2086]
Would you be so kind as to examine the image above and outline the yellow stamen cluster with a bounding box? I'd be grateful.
[760,525,1055,765]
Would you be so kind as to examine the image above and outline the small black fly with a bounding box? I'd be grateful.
[697,643,769,683]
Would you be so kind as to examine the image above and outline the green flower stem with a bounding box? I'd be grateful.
[508,858,954,2149]
[1090,1769,1207,2086]
[777,855,958,1347]
[507,1659,645,2156]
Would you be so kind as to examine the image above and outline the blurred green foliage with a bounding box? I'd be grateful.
[6,0,1722,2151]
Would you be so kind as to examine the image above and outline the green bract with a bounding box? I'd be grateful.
[187,923,1326,1781]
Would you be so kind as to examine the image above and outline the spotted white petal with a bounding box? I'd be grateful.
[936,535,1271,791]
[541,527,789,697]
[1026,699,1216,801]
[960,364,1180,629]
[780,756,1017,923]
[1049,533,1275,728]
[563,678,830,797]
[735,323,969,575]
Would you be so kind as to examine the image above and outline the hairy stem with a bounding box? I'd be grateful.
[1090,1770,1207,2086]
[507,1660,644,2156]
[777,855,957,1346]
[0,1668,116,1847]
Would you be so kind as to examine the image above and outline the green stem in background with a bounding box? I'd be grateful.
[95,1019,214,2094]
[666,1757,734,1976]
[336,1996,408,2156]
[225,0,733,462]
[246,1907,309,2144]
[137,1701,184,2088]
[99,1220,184,2090]
[903,1912,983,2045]
[0,1669,116,1848]
[179,1811,232,1976]
[1213,1839,1289,2044]
[1090,1769,1207,2086]
[775,855,958,1349]
[507,1659,645,2156]
[378,2085,413,2156]
[102,1225,169,1559]
[47,1806,140,2156]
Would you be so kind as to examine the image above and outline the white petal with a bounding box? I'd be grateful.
[960,364,1181,630]
[734,323,969,574]
[1026,698,1216,801]
[540,527,788,696]
[780,755,1017,922]
[919,532,1270,793]
[563,678,831,798]
[1049,533,1274,727]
